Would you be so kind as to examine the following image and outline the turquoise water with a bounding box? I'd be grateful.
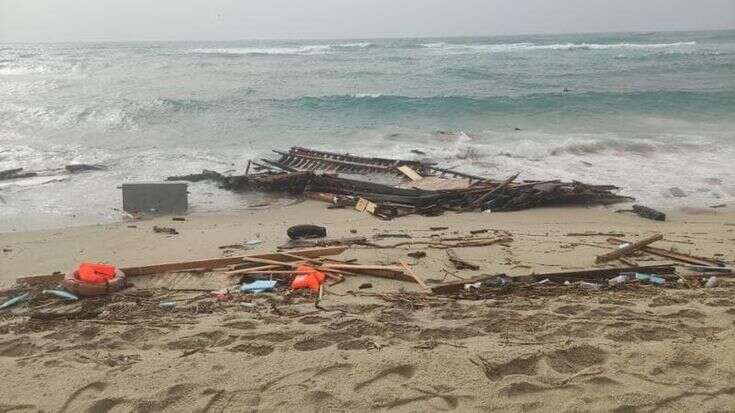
[1,30,734,230]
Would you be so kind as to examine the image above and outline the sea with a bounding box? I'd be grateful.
[1,30,734,231]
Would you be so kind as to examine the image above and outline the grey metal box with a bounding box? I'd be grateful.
[122,182,188,214]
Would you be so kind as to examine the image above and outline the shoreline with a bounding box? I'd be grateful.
[2,201,733,285]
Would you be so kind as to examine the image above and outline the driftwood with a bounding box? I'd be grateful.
[431,264,677,295]
[399,261,429,290]
[278,237,368,250]
[0,168,37,181]
[65,164,106,173]
[167,169,225,183]
[360,237,512,250]
[632,205,666,221]
[446,249,480,270]
[173,147,632,219]
[595,234,663,264]
[607,238,724,267]
[17,246,349,285]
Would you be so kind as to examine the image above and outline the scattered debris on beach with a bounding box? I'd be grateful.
[168,147,633,219]
[1,165,107,182]
[5,231,731,319]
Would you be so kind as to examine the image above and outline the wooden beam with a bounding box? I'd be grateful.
[397,165,423,181]
[399,261,429,290]
[607,238,724,267]
[595,234,663,264]
[16,246,348,285]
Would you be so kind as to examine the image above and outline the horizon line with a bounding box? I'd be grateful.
[1,27,733,45]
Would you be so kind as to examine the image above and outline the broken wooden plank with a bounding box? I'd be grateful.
[16,246,349,285]
[431,275,498,295]
[470,172,520,209]
[399,261,429,290]
[397,165,423,181]
[519,265,676,283]
[446,249,480,271]
[595,233,663,264]
[607,238,724,267]
[355,197,378,215]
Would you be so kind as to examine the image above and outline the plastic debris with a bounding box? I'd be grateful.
[0,293,31,310]
[464,282,482,291]
[482,276,511,288]
[608,275,629,287]
[241,280,277,294]
[159,301,177,309]
[245,239,262,246]
[705,276,720,288]
[42,289,79,301]
[579,281,602,291]
[635,273,665,285]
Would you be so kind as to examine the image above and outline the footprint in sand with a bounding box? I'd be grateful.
[59,381,109,412]
[418,327,481,341]
[544,344,607,374]
[354,364,416,392]
[553,304,590,316]
[229,342,274,356]
[293,337,333,351]
[0,337,41,357]
[478,354,539,381]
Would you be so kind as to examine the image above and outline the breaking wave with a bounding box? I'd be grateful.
[419,41,697,53]
[189,42,374,56]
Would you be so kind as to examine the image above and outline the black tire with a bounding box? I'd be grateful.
[287,224,327,240]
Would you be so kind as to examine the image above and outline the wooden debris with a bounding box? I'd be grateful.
[469,172,519,209]
[595,233,663,264]
[567,232,626,237]
[399,261,429,290]
[17,246,349,285]
[191,147,632,219]
[632,205,666,221]
[360,236,512,250]
[397,165,423,181]
[355,198,378,215]
[65,164,106,173]
[279,237,368,250]
[431,275,498,295]
[153,226,178,235]
[446,249,480,271]
[0,168,37,181]
[166,169,224,183]
[607,238,725,267]
[407,251,427,259]
[517,265,676,283]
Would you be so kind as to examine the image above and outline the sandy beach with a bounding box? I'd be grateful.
[1,203,734,411]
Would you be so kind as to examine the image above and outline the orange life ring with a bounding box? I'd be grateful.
[63,268,127,296]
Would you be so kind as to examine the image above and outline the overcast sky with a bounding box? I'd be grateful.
[1,0,734,42]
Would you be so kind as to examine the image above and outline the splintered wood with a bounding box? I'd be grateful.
[168,147,633,219]
[595,233,663,264]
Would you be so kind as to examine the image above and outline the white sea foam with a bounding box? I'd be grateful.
[420,41,698,53]
[352,93,383,98]
[190,42,373,56]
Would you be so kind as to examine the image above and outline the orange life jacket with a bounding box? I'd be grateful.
[290,265,326,292]
[77,263,117,284]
